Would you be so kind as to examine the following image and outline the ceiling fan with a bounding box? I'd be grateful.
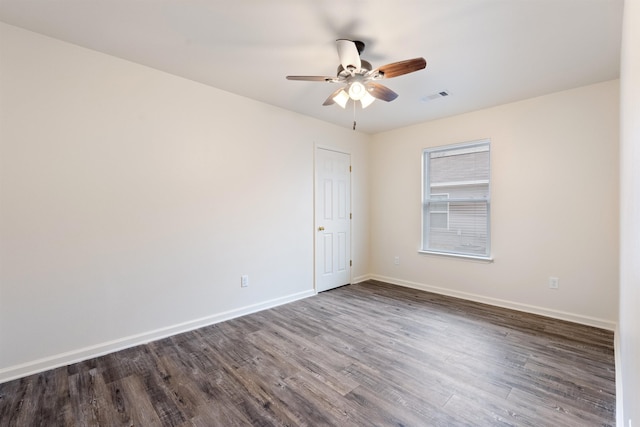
[286,39,427,110]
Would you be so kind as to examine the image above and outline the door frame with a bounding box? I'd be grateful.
[314,144,352,293]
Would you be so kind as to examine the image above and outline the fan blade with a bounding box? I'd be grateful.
[336,39,361,70]
[366,82,398,102]
[323,87,345,106]
[375,57,426,79]
[286,75,336,82]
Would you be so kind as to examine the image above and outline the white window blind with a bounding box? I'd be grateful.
[422,140,491,258]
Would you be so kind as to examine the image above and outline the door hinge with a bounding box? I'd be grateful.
[350,260,353,267]
[350,213,352,219]
[349,165,352,172]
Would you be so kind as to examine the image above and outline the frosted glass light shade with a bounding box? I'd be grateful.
[333,90,349,108]
[360,92,375,108]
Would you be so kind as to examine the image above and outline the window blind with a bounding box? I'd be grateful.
[422,140,491,258]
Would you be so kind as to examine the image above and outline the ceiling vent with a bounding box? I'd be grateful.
[422,90,450,102]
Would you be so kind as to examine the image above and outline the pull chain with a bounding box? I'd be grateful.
[352,99,357,131]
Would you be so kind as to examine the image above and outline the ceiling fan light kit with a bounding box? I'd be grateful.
[359,91,376,108]
[286,39,427,119]
[333,89,350,108]
[348,81,366,100]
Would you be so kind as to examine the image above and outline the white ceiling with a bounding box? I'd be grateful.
[0,0,624,134]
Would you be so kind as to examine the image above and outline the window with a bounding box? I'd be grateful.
[422,139,491,259]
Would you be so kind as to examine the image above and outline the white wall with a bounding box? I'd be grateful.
[370,80,620,328]
[0,23,370,382]
[619,0,640,424]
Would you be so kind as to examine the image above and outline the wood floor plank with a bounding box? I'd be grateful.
[0,377,32,426]
[68,368,117,427]
[119,375,165,426]
[0,280,615,426]
[246,329,360,396]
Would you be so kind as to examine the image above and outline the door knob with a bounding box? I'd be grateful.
[318,226,325,231]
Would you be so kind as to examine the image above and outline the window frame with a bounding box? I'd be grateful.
[420,139,492,261]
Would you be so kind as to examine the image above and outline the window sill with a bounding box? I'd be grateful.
[418,250,494,263]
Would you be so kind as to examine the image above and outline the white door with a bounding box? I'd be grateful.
[315,148,351,292]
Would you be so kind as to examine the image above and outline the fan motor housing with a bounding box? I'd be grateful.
[337,60,372,78]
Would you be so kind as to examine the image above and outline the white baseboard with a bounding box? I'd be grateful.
[0,289,316,384]
[368,274,617,331]
[352,274,373,284]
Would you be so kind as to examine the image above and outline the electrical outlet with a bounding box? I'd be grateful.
[241,275,249,288]
[394,256,400,265]
[548,277,559,289]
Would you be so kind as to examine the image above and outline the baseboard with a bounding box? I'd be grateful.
[0,289,316,384]
[352,274,373,284]
[369,274,617,331]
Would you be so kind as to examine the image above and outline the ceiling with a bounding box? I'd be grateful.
[0,0,624,134]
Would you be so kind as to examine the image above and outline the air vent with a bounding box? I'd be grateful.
[421,90,450,102]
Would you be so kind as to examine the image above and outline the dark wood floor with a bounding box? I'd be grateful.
[0,281,615,426]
